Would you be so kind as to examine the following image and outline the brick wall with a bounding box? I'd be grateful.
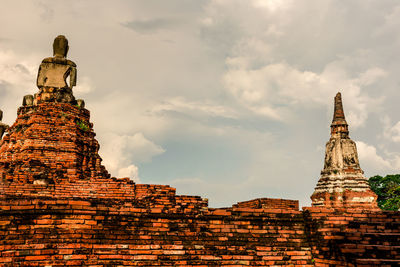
[233,198,299,210]
[0,196,314,266]
[303,207,400,266]
[0,195,398,266]
[0,103,107,185]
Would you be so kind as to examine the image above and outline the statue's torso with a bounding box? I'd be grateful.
[37,63,71,88]
[37,57,76,89]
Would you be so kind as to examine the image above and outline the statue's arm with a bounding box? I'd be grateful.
[70,66,77,87]
[36,64,44,87]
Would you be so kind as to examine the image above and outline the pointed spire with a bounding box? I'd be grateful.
[330,92,348,138]
[311,91,378,209]
[332,92,346,123]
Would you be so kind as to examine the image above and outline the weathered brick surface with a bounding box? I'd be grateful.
[304,207,400,266]
[0,196,314,266]
[233,198,299,210]
[0,194,397,266]
[0,103,105,185]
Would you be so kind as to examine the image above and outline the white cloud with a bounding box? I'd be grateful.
[357,67,387,86]
[356,141,393,172]
[98,132,165,182]
[0,49,40,123]
[152,97,238,119]
[0,50,37,90]
[252,0,294,12]
[117,165,139,180]
[205,0,387,127]
[74,76,94,96]
[389,123,400,143]
[382,116,400,144]
[223,60,384,126]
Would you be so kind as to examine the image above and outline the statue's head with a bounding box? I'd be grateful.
[53,35,69,58]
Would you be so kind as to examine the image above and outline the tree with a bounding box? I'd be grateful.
[368,174,400,211]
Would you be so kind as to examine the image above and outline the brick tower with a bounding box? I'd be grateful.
[0,36,183,201]
[311,92,378,208]
[0,35,111,193]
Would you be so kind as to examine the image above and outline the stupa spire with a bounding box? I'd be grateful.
[332,92,346,122]
[311,92,378,209]
[330,92,348,138]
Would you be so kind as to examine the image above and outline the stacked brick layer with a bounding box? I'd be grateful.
[304,207,400,266]
[0,103,106,185]
[0,196,398,266]
[232,198,299,210]
[0,196,314,266]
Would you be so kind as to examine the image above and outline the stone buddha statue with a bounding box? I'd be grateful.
[0,110,8,139]
[36,35,77,104]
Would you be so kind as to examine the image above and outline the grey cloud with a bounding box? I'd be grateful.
[35,1,55,22]
[122,18,179,34]
[14,64,30,75]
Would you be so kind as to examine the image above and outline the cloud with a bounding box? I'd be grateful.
[0,49,39,123]
[355,140,400,177]
[74,76,94,96]
[223,60,385,126]
[116,165,139,180]
[36,1,55,23]
[0,37,10,43]
[98,132,165,182]
[152,97,238,119]
[382,116,400,143]
[356,141,392,172]
[252,0,293,11]
[122,18,179,34]
[0,50,36,88]
[204,0,388,128]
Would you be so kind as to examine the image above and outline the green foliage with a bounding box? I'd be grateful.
[76,120,89,132]
[368,174,400,211]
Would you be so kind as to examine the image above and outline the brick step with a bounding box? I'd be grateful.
[343,232,400,246]
[340,244,400,259]
[360,232,400,246]
[355,258,400,267]
[347,221,400,233]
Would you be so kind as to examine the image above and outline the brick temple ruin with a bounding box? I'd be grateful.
[0,36,398,266]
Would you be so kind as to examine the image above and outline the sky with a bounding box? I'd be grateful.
[1,0,400,208]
